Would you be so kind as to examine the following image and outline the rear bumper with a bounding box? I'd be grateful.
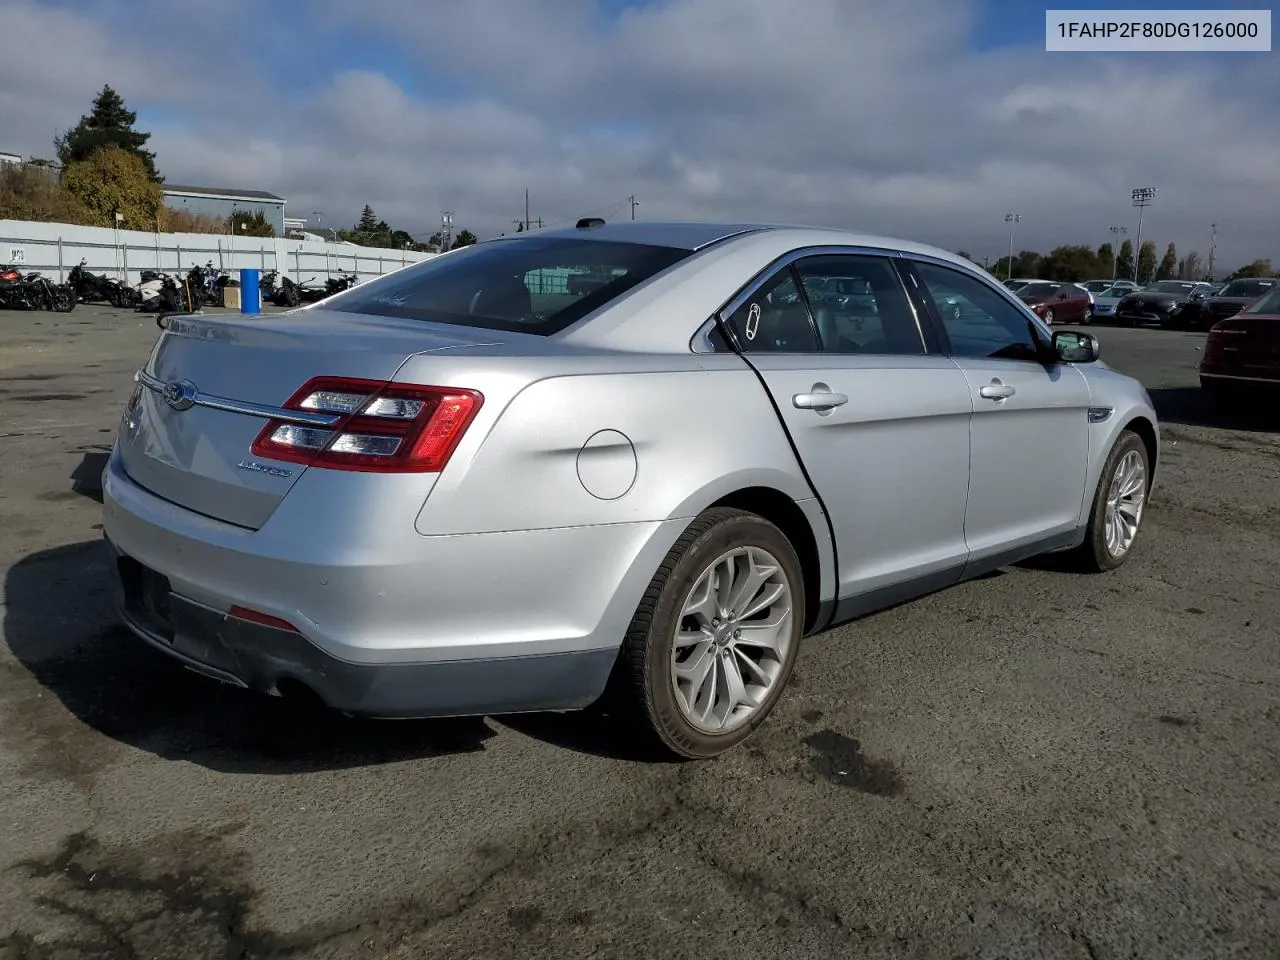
[110,542,615,717]
[102,447,690,717]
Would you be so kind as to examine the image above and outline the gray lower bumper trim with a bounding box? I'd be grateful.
[111,547,618,719]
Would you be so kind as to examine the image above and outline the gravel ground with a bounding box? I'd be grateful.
[1,304,1277,959]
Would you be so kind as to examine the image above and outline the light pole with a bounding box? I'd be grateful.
[1207,222,1217,281]
[1108,225,1127,281]
[1131,187,1155,283]
[1004,213,1022,280]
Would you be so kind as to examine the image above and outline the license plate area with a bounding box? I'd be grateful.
[118,555,175,642]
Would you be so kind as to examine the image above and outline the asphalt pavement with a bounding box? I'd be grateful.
[1,306,1277,959]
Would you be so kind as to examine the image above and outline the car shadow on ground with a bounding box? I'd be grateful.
[1146,386,1279,434]
[3,540,499,774]
[3,539,664,771]
[69,446,111,503]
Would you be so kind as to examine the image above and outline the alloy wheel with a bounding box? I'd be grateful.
[670,546,794,734]
[1104,449,1146,558]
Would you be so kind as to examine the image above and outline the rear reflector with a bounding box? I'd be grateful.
[227,604,301,634]
[249,376,483,473]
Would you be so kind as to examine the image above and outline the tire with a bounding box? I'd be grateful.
[617,507,805,759]
[52,286,76,312]
[1043,309,1055,325]
[1080,306,1092,325]
[1070,430,1149,573]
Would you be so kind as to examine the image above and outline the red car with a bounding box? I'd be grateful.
[1014,281,1093,325]
[1199,284,1280,407]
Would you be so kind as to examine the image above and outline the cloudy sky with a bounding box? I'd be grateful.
[1,0,1276,271]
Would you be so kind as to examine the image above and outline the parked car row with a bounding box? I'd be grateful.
[1000,274,1276,333]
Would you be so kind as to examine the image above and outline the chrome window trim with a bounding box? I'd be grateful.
[693,244,930,356]
[904,251,1056,345]
[135,370,343,427]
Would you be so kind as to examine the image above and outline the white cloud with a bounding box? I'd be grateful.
[1,0,1277,269]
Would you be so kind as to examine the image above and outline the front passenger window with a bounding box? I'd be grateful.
[913,261,1047,362]
[723,269,819,352]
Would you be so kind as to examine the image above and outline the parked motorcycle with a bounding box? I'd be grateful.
[0,269,76,312]
[67,259,135,306]
[137,272,193,315]
[186,260,230,307]
[324,273,360,296]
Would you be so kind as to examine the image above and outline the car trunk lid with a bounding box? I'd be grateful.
[117,310,503,529]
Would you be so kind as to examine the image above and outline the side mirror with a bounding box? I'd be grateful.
[1053,330,1099,363]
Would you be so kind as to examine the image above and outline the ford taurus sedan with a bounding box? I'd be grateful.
[103,220,1160,759]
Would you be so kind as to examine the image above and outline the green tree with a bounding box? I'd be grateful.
[1136,241,1158,284]
[955,249,973,262]
[450,229,478,249]
[55,85,159,181]
[229,209,274,237]
[1038,245,1101,282]
[1114,239,1134,281]
[1096,242,1114,276]
[60,145,163,229]
[1156,242,1178,281]
[357,204,378,233]
[1225,258,1274,281]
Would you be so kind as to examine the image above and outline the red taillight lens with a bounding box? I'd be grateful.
[249,376,483,473]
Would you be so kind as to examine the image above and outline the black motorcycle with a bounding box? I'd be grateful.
[0,270,76,312]
[67,259,134,306]
[324,273,360,296]
[186,260,231,307]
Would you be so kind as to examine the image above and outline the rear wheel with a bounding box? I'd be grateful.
[1043,308,1055,325]
[1070,430,1149,572]
[1080,306,1092,325]
[618,507,804,759]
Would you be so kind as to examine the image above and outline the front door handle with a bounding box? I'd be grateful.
[793,388,849,411]
[979,380,1016,400]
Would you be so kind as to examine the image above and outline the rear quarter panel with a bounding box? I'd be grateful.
[409,352,819,535]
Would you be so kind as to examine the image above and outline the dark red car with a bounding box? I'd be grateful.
[1199,284,1280,407]
[1014,281,1093,325]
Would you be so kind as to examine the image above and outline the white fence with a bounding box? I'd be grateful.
[0,219,436,288]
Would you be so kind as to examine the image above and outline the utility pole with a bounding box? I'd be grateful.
[535,217,543,228]
[440,211,453,251]
[1131,187,1155,283]
[1207,222,1217,281]
[629,195,639,220]
[524,188,530,232]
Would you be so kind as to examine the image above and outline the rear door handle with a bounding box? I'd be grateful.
[793,390,849,411]
[979,381,1015,400]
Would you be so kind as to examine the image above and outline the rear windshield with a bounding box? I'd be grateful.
[1220,278,1275,298]
[324,236,693,335]
[1017,282,1059,298]
[1243,286,1280,314]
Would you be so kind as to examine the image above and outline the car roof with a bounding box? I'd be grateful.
[505,219,974,265]
[548,221,1004,352]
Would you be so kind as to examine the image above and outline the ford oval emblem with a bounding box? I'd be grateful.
[162,379,197,411]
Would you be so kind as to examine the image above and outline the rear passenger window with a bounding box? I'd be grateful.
[792,255,924,355]
[723,269,819,352]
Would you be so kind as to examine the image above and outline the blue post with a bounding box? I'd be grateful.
[239,268,261,314]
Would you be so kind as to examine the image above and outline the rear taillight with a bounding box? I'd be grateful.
[250,376,483,473]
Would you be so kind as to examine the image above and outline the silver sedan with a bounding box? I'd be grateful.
[103,220,1159,759]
